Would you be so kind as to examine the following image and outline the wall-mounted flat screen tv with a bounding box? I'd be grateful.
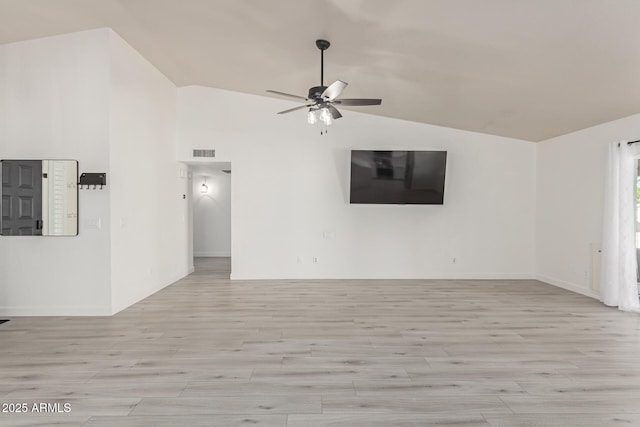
[350,150,447,205]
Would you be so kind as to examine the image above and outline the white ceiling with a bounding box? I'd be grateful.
[2,0,640,141]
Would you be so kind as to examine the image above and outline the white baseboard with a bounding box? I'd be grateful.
[194,251,231,257]
[0,305,112,317]
[229,273,536,281]
[536,274,601,300]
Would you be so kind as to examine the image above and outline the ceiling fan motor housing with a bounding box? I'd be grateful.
[308,85,328,101]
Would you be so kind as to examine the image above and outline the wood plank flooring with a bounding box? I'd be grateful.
[1,257,640,426]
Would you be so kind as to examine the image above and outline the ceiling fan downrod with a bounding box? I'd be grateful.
[316,39,330,88]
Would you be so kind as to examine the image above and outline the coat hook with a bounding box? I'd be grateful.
[78,173,107,190]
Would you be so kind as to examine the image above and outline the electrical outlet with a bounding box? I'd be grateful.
[85,218,101,230]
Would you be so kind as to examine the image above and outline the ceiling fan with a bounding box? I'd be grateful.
[267,39,382,133]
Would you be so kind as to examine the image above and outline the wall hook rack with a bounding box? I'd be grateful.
[78,173,106,189]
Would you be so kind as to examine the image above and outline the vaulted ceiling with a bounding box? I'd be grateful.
[2,0,640,141]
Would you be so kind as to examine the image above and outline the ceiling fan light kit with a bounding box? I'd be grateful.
[267,39,382,135]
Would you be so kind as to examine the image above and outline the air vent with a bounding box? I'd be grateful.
[193,149,216,158]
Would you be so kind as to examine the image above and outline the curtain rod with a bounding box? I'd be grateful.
[627,139,640,145]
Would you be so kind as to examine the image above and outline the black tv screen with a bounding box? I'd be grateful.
[350,150,447,204]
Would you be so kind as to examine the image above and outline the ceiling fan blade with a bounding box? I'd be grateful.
[321,80,348,101]
[326,104,342,120]
[266,90,308,101]
[333,98,382,106]
[277,104,315,115]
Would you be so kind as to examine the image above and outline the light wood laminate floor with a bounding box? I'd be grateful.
[1,258,640,426]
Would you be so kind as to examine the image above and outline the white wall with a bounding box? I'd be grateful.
[536,113,640,298]
[0,29,112,315]
[177,86,536,279]
[108,31,190,314]
[0,29,191,316]
[193,171,232,257]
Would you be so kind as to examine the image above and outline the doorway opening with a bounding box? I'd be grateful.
[635,159,640,297]
[187,162,232,279]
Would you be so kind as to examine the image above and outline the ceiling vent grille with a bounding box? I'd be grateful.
[193,149,216,158]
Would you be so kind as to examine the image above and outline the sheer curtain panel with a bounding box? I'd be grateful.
[600,141,639,312]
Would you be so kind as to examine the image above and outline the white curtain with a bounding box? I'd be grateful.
[600,141,640,312]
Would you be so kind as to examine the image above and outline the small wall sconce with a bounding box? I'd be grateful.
[200,178,208,194]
